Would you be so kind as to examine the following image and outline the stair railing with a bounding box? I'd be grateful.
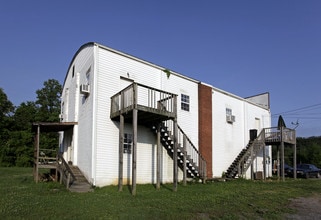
[57,153,76,189]
[237,129,266,177]
[162,120,207,180]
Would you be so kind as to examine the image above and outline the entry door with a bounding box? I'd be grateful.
[255,118,261,132]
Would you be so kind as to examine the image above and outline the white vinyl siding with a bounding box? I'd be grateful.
[212,89,271,178]
[62,42,271,187]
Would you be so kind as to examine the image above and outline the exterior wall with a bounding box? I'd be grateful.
[211,88,271,178]
[160,72,199,147]
[244,101,272,178]
[212,90,245,177]
[93,45,187,186]
[61,45,95,182]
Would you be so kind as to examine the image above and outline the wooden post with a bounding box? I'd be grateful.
[132,83,138,195]
[293,143,297,179]
[173,119,178,192]
[183,134,187,186]
[67,173,70,189]
[156,123,161,189]
[263,145,266,181]
[277,145,280,181]
[281,127,285,181]
[250,145,254,180]
[34,125,40,183]
[118,114,124,191]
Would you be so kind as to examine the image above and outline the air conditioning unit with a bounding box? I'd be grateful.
[226,115,236,123]
[80,84,90,95]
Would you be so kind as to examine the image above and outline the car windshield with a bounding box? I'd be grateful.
[298,164,310,169]
[310,165,317,169]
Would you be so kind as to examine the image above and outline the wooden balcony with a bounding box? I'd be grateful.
[110,83,177,125]
[263,127,296,145]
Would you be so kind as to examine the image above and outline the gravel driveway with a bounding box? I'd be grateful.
[284,194,321,219]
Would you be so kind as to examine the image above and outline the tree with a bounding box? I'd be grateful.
[34,79,62,153]
[35,79,62,122]
[0,79,63,167]
[0,88,14,166]
[13,101,37,130]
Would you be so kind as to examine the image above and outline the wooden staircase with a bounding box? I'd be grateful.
[152,122,207,180]
[225,129,266,179]
[68,165,93,193]
[57,154,92,192]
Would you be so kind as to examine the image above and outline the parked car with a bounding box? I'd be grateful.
[273,163,293,176]
[283,164,293,176]
[291,164,321,178]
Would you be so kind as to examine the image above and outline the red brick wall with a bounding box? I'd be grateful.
[198,83,212,178]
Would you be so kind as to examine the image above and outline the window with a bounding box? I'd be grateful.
[86,67,91,83]
[124,133,132,154]
[226,108,232,116]
[72,65,75,78]
[181,94,190,111]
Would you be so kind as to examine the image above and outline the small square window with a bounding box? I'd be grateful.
[124,133,132,154]
[181,94,190,111]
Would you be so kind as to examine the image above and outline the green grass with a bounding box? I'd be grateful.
[1,167,321,219]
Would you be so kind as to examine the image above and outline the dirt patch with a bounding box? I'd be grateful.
[284,194,321,219]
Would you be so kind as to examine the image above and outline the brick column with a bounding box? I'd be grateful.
[198,83,213,178]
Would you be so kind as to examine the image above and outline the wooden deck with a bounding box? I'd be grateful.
[263,127,296,145]
[110,83,177,125]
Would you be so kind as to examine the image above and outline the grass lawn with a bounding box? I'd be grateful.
[1,167,321,219]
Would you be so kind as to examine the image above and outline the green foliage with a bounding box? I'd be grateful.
[163,69,171,79]
[2,168,321,219]
[35,79,62,122]
[0,79,62,167]
[297,136,321,167]
[273,136,321,167]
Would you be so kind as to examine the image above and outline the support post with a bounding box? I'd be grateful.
[277,145,280,181]
[263,145,266,181]
[118,114,124,191]
[281,127,285,181]
[156,123,161,189]
[293,143,297,179]
[34,125,40,183]
[132,83,138,195]
[250,144,253,180]
[67,173,70,189]
[183,134,187,186]
[173,119,178,192]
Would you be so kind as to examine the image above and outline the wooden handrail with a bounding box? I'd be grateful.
[177,124,207,179]
[57,153,76,188]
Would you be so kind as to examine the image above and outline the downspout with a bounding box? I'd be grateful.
[73,72,80,165]
[91,45,98,185]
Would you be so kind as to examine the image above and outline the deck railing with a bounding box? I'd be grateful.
[110,83,177,118]
[38,148,57,165]
[263,127,296,144]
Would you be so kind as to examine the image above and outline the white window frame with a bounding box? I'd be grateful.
[181,94,190,112]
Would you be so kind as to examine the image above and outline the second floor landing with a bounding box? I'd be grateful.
[110,83,177,126]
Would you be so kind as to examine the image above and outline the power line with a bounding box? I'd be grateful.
[272,103,321,116]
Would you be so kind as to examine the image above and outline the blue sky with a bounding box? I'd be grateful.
[0,0,320,137]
